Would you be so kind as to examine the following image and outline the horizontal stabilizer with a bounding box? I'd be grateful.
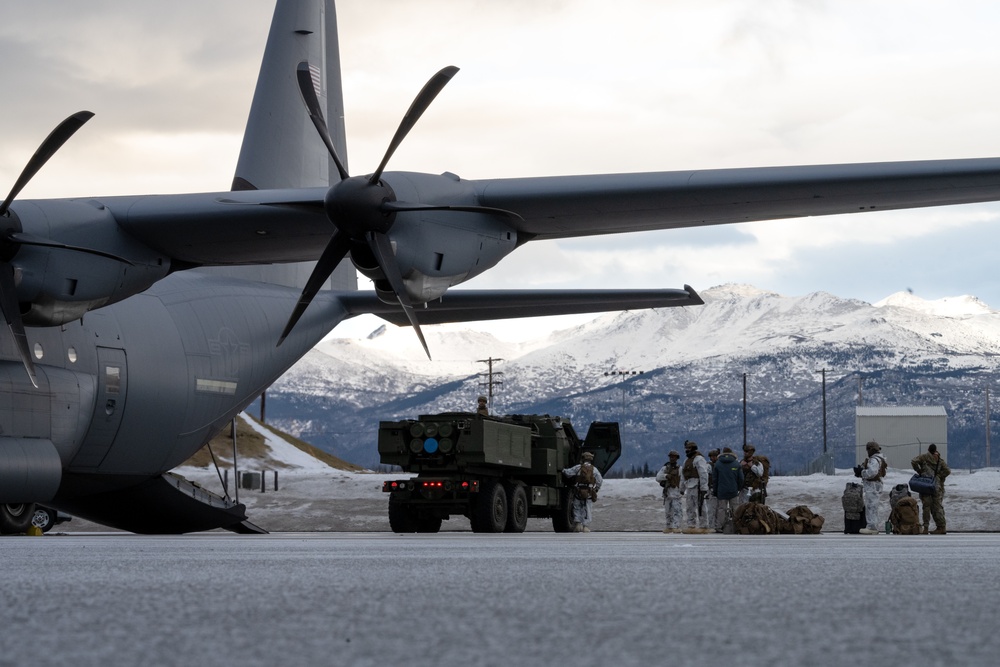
[340,286,703,326]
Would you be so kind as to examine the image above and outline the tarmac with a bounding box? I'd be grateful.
[3,531,999,667]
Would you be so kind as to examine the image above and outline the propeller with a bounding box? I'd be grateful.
[0,111,95,387]
[277,62,463,357]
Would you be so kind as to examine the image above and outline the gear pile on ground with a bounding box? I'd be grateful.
[732,502,826,535]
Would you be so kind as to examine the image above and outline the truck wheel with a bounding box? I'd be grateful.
[504,482,528,533]
[552,489,575,533]
[0,503,36,535]
[473,479,507,533]
[388,499,418,533]
[416,516,442,533]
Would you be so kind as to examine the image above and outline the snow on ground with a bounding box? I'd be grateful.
[63,412,1000,533]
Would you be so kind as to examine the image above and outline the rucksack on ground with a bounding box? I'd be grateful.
[842,482,866,534]
[890,496,921,535]
[889,483,911,509]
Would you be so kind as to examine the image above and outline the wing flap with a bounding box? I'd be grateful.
[340,286,703,326]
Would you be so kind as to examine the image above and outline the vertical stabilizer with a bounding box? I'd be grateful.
[233,0,346,190]
[218,0,354,291]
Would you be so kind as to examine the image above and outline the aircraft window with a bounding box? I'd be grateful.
[33,343,43,360]
[67,347,78,363]
[105,366,121,394]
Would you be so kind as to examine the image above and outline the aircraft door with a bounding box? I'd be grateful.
[69,347,128,469]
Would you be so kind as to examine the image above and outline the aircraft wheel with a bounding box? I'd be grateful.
[31,506,57,533]
[473,479,507,533]
[0,503,36,535]
[504,482,528,533]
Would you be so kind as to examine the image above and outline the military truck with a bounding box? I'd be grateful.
[378,412,620,533]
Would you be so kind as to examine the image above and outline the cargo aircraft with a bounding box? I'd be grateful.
[3,0,1000,533]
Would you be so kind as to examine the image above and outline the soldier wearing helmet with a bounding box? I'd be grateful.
[476,395,489,416]
[856,441,887,534]
[561,451,603,532]
[705,449,721,530]
[655,450,683,533]
[738,444,765,505]
[680,440,710,533]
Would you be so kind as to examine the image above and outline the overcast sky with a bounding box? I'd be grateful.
[3,0,1000,339]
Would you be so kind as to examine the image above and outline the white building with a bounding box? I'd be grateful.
[855,406,947,468]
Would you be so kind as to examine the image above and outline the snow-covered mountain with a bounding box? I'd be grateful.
[257,285,1000,472]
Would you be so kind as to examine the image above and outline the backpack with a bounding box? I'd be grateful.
[863,454,887,481]
[842,482,865,520]
[574,463,596,500]
[784,506,825,534]
[889,483,911,509]
[733,502,780,535]
[890,497,921,535]
[756,455,771,485]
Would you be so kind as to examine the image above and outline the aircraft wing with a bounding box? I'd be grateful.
[340,286,703,326]
[475,157,1000,241]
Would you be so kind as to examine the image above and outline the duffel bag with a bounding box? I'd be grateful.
[908,474,936,496]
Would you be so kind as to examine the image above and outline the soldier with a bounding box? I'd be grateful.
[705,449,720,530]
[911,443,951,534]
[737,444,765,505]
[561,451,603,533]
[655,450,683,533]
[476,395,489,416]
[855,441,887,534]
[681,440,710,533]
[712,447,744,533]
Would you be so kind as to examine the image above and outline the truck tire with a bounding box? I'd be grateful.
[552,489,575,533]
[416,516,443,533]
[504,482,528,533]
[388,499,418,533]
[0,503,36,535]
[472,479,507,533]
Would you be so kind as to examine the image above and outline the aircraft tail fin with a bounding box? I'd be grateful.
[212,0,355,292]
[233,0,346,191]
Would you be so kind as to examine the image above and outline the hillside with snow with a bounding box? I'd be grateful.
[257,285,1000,473]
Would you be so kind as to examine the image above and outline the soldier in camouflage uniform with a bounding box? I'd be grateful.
[704,449,720,530]
[911,443,950,534]
[681,440,710,532]
[562,451,602,532]
[655,450,683,533]
[737,444,765,505]
[856,441,887,534]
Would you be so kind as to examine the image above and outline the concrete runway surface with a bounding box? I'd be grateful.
[2,532,998,667]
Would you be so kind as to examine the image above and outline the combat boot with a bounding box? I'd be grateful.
[930,526,947,535]
[921,525,929,535]
[573,523,583,533]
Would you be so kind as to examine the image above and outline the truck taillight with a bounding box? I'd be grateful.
[460,480,479,492]
[382,480,411,492]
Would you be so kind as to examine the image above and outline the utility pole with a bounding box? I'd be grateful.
[742,373,748,449]
[477,357,504,412]
[605,370,643,438]
[816,369,828,454]
[987,386,992,469]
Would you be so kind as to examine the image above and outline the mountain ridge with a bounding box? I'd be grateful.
[259,284,1000,472]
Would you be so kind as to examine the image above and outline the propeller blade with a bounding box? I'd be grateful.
[0,111,94,217]
[8,232,135,265]
[368,231,431,360]
[295,62,350,182]
[0,264,37,388]
[277,230,353,346]
[369,66,459,185]
[382,201,524,221]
